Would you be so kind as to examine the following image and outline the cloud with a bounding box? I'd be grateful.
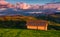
[0,0,9,5]
[0,0,60,10]
[0,0,4,1]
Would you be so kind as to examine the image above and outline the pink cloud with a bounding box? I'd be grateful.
[0,0,60,10]
[16,2,31,9]
[0,1,9,5]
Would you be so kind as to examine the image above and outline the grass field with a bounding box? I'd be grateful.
[0,28,60,37]
[0,19,59,37]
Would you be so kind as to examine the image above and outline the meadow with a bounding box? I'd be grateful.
[0,14,60,37]
[0,29,60,37]
[0,20,59,37]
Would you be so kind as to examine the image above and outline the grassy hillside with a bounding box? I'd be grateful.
[0,20,59,37]
[35,14,60,26]
[0,15,36,21]
[0,29,60,37]
[0,15,59,37]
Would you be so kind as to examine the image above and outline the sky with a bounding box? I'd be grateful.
[5,0,60,5]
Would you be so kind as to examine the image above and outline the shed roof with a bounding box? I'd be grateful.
[26,20,48,26]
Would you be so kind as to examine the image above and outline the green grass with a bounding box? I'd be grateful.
[0,29,60,37]
[0,20,59,37]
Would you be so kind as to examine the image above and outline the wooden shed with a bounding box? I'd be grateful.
[26,20,48,30]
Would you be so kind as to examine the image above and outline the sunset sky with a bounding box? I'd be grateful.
[5,0,60,5]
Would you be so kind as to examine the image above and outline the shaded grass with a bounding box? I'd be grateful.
[0,20,27,29]
[48,25,60,30]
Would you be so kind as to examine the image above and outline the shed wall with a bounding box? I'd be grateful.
[27,26,37,29]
